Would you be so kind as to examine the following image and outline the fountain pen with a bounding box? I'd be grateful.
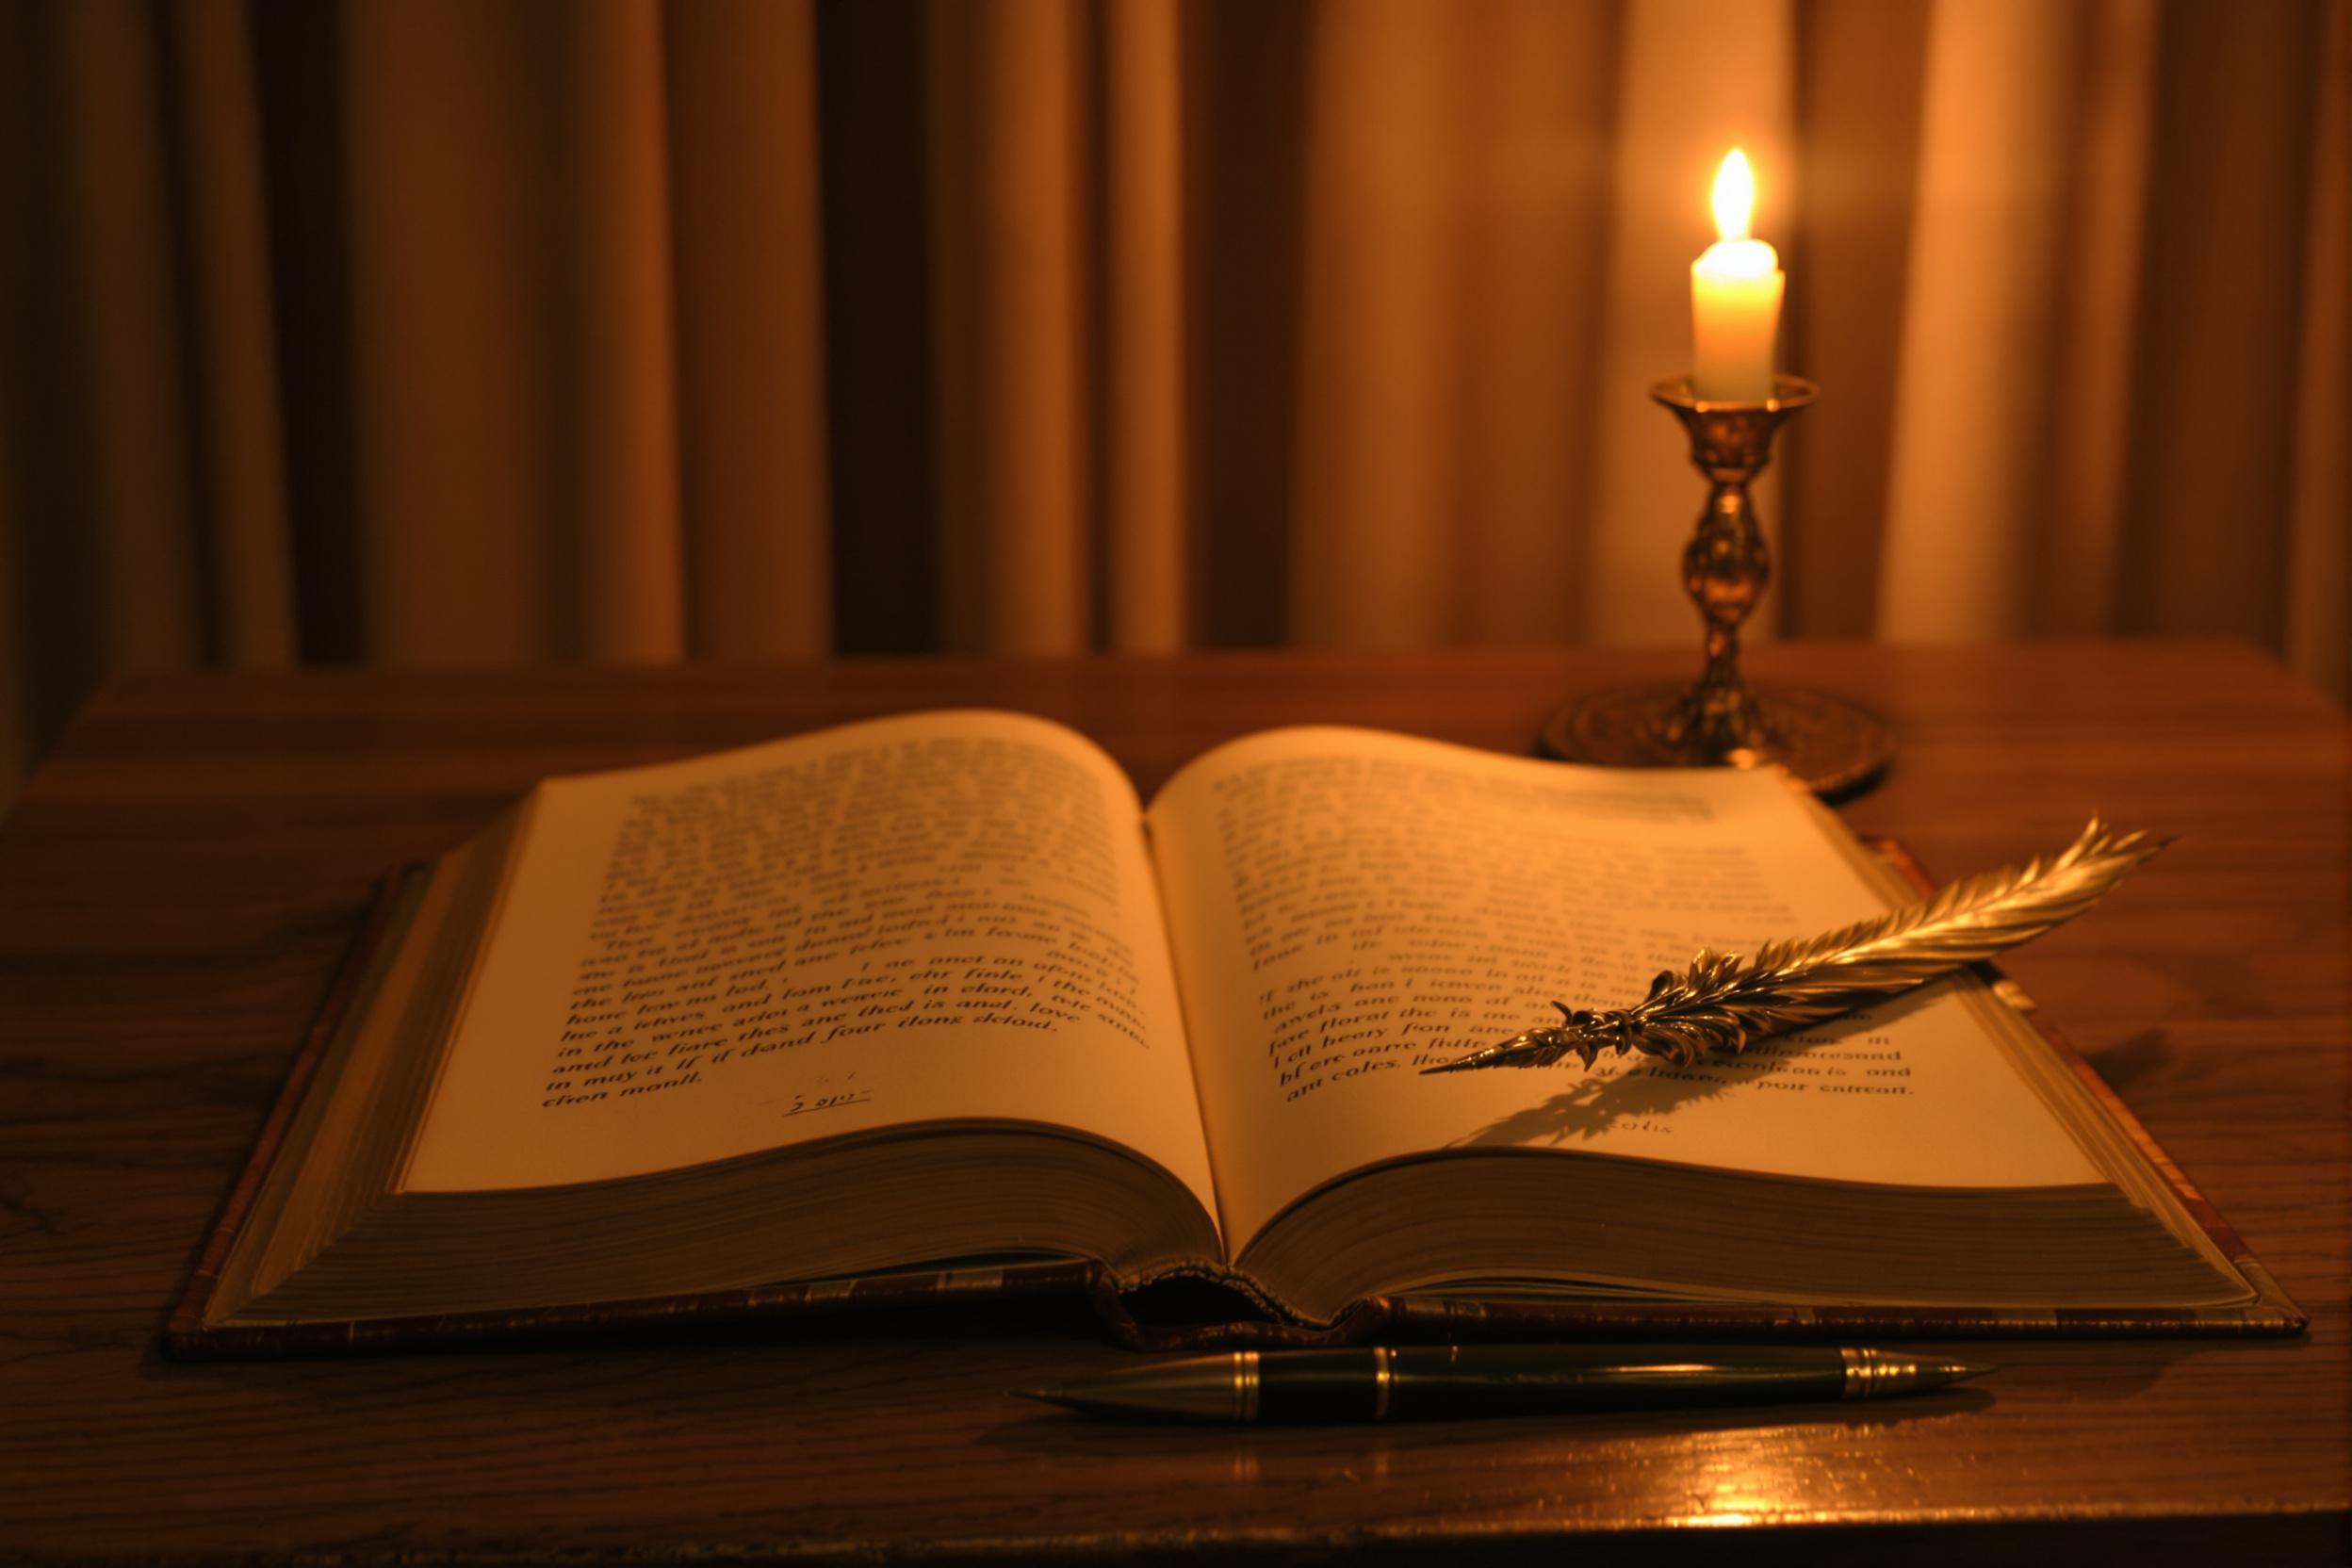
[1015,1344,1992,1424]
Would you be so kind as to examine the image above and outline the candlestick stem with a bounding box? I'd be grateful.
[1657,376,1798,760]
[1539,375,1894,799]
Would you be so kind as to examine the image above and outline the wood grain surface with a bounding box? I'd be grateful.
[1,640,2344,1565]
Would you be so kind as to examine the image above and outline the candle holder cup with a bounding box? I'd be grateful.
[1539,374,1893,800]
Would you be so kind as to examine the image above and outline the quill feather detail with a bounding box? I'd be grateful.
[1423,819,2167,1075]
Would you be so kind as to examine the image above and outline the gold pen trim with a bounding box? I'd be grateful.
[1372,1346,1393,1419]
[1233,1350,1261,1422]
[1841,1346,1914,1398]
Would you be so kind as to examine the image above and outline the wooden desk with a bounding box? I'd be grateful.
[2,640,2344,1563]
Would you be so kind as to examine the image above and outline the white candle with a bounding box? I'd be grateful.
[1690,149,1784,401]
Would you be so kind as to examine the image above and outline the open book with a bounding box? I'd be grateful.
[180,711,2290,1350]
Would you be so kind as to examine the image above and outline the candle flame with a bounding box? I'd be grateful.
[1711,150,1755,241]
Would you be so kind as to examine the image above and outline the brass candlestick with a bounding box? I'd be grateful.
[1539,374,1894,800]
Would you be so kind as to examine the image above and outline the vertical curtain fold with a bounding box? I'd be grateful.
[926,0,1090,656]
[1784,0,1929,637]
[1291,0,1466,648]
[341,0,562,663]
[1100,0,1187,655]
[1181,0,1311,649]
[22,1,204,699]
[1289,0,1622,649]
[1450,2,1615,647]
[2286,0,2349,700]
[56,0,204,677]
[812,1,940,656]
[158,0,299,671]
[548,0,686,662]
[341,0,686,665]
[0,3,35,790]
[2120,0,2328,651]
[664,0,834,660]
[2032,0,2158,638]
[1877,0,2077,640]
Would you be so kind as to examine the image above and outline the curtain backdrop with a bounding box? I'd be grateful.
[1,0,2344,802]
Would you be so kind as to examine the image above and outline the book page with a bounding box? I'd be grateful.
[1146,728,2102,1252]
[404,710,1217,1222]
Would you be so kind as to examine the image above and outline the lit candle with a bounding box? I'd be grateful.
[1690,149,1784,402]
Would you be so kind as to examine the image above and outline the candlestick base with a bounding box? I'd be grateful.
[1537,680,1894,802]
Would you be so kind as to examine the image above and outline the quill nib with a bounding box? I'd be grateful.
[1421,1054,1480,1075]
[1421,1044,1505,1075]
[1421,818,2165,1077]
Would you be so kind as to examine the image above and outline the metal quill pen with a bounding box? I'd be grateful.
[1425,818,2165,1076]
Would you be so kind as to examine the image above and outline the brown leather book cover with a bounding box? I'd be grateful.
[164,842,2305,1360]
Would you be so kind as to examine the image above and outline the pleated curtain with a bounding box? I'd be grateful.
[0,0,2343,804]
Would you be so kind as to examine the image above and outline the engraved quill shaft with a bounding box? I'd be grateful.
[1422,819,2166,1075]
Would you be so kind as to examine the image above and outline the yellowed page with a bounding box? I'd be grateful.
[405,710,1216,1224]
[1146,727,2101,1253]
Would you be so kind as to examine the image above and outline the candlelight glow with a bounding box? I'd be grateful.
[1711,149,1756,241]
